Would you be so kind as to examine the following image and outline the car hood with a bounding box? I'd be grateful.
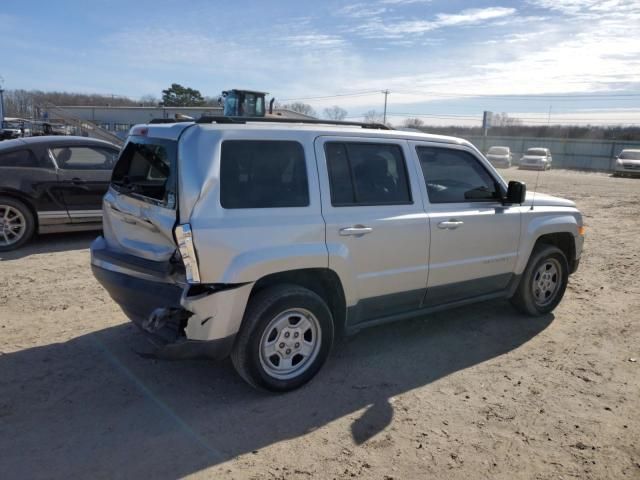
[619,159,640,165]
[522,192,575,207]
[487,154,508,158]
[522,155,545,160]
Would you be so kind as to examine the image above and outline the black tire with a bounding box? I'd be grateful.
[0,196,36,252]
[510,244,569,316]
[231,284,334,392]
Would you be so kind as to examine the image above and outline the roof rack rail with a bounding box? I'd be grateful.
[194,116,392,130]
[148,118,193,124]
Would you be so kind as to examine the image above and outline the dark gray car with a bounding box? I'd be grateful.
[0,136,120,251]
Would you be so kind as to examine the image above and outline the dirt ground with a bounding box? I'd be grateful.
[1,168,639,479]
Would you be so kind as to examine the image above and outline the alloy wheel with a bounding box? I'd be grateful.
[0,205,27,247]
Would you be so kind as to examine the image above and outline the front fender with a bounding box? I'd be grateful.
[516,208,582,274]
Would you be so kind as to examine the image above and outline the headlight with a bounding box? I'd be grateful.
[174,224,201,283]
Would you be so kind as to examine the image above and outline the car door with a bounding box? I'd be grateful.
[315,137,429,326]
[411,142,521,306]
[50,144,118,223]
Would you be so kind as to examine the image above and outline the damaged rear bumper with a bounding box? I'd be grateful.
[91,237,250,360]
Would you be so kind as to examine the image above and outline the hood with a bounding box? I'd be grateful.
[487,153,508,158]
[619,158,640,165]
[523,192,575,207]
[522,155,545,160]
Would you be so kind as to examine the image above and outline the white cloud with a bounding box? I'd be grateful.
[285,34,346,48]
[355,6,517,38]
[435,7,516,27]
[336,4,387,18]
[379,0,433,4]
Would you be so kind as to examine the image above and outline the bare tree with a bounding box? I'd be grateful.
[323,105,347,121]
[403,117,424,128]
[363,110,384,124]
[280,102,317,117]
[139,94,159,106]
[491,112,522,127]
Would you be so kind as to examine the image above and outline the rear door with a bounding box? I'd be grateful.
[411,142,521,306]
[101,135,178,260]
[315,136,429,326]
[51,144,118,223]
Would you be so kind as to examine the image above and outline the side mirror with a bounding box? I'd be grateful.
[505,180,526,204]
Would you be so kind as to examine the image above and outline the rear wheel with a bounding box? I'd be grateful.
[510,244,569,316]
[231,284,334,392]
[0,197,35,252]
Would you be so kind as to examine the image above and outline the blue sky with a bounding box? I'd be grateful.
[2,0,640,125]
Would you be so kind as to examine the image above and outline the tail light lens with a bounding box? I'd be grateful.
[174,224,201,283]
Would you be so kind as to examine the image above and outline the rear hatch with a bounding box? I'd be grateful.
[101,124,192,262]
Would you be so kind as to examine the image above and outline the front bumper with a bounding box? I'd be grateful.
[91,237,237,360]
[614,164,640,176]
[519,163,546,170]
[488,159,511,168]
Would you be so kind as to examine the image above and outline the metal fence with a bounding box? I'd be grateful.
[467,135,640,172]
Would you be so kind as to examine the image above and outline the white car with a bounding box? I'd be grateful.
[613,149,640,177]
[486,146,513,168]
[519,147,552,170]
[91,117,584,391]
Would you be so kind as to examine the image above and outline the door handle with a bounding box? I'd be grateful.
[339,225,373,236]
[71,177,85,184]
[437,219,464,230]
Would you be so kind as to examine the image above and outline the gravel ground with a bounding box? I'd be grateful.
[1,168,639,479]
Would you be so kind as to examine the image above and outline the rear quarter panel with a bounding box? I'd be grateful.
[179,127,328,284]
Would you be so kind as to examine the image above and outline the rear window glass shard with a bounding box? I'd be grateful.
[111,137,177,205]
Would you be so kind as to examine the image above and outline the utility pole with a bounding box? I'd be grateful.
[382,89,389,124]
[0,88,4,129]
[547,105,552,126]
[0,76,5,129]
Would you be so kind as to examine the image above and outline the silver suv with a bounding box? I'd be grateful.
[91,118,585,391]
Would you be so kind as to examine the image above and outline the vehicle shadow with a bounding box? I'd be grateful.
[0,231,98,261]
[0,301,552,478]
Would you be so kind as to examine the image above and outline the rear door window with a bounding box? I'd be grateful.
[325,142,412,206]
[220,140,309,209]
[111,137,177,206]
[0,149,40,168]
[52,146,118,170]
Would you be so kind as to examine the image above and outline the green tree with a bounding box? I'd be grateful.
[161,83,205,107]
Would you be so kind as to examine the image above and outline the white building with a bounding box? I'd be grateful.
[55,105,315,138]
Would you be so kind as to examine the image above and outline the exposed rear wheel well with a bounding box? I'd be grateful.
[534,232,576,272]
[249,268,347,335]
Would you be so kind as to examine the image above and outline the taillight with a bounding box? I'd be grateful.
[174,224,201,283]
[130,126,148,136]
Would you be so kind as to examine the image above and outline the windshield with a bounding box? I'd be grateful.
[111,136,177,206]
[619,150,640,160]
[488,147,508,154]
[526,148,547,156]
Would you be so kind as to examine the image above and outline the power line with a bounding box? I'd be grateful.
[346,112,640,125]
[392,90,640,100]
[278,90,382,102]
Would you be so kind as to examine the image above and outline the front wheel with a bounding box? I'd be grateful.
[231,284,334,392]
[510,244,569,316]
